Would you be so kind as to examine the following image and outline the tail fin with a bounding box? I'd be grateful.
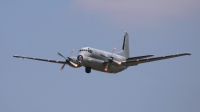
[116,31,130,58]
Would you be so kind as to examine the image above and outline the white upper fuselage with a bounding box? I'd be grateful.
[77,47,127,73]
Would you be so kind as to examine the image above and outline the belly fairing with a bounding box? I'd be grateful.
[80,56,127,73]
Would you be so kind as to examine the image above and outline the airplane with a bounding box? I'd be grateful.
[13,32,191,74]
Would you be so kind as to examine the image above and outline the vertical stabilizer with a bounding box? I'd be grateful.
[116,31,130,58]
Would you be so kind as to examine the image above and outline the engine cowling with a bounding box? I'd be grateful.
[77,55,83,61]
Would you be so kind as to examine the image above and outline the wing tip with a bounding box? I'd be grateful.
[149,55,154,57]
[185,52,191,55]
[13,55,19,58]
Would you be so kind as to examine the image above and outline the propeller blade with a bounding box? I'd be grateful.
[99,53,109,59]
[104,63,109,72]
[111,47,116,57]
[104,68,108,72]
[60,64,66,71]
[69,61,78,67]
[58,52,66,59]
[113,60,122,65]
[118,62,122,65]
[69,49,75,57]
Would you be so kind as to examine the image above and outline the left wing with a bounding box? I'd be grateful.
[13,55,66,64]
[124,53,191,66]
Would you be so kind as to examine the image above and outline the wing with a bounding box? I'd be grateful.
[124,53,191,66]
[127,55,154,61]
[13,55,66,64]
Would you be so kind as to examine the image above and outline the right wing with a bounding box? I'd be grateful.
[124,53,191,66]
[13,55,66,64]
[126,55,154,61]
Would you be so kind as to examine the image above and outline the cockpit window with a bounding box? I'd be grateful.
[79,48,92,53]
[88,49,92,53]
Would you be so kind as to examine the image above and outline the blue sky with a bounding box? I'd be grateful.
[1,0,200,112]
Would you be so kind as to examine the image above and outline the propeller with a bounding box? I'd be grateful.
[100,47,122,72]
[58,49,78,71]
[58,52,66,70]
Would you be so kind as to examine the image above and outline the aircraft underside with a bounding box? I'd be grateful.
[84,65,127,73]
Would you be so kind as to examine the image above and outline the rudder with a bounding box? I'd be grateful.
[116,31,130,58]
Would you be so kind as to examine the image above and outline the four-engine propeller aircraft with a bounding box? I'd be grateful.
[13,32,191,73]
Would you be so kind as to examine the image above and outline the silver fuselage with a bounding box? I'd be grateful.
[77,47,128,73]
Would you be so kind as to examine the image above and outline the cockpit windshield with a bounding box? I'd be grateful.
[79,48,92,53]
